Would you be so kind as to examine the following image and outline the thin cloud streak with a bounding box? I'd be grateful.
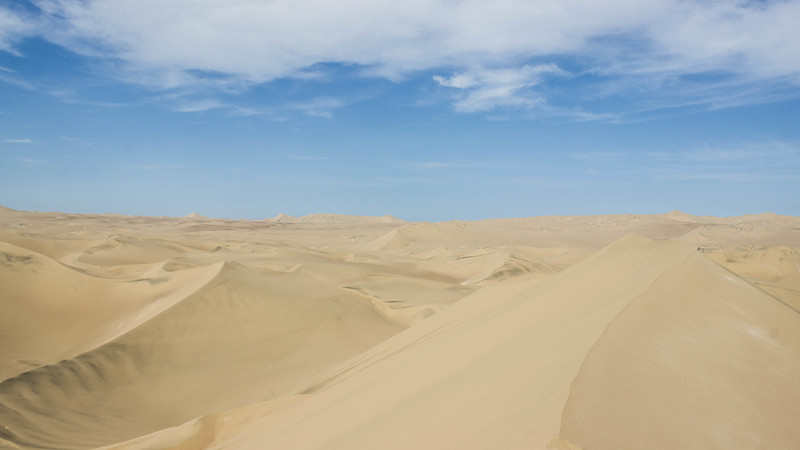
[120,164,182,170]
[576,140,800,183]
[0,6,37,56]
[288,155,331,161]
[651,168,800,182]
[60,136,94,145]
[167,96,346,119]
[397,161,487,170]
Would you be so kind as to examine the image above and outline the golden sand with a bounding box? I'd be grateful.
[0,206,798,449]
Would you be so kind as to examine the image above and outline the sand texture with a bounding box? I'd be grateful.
[0,206,798,449]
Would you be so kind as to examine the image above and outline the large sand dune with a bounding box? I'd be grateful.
[0,207,798,449]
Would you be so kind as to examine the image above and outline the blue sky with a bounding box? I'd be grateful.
[1,0,799,221]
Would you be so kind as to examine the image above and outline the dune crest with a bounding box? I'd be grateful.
[559,248,800,448]
[0,241,223,382]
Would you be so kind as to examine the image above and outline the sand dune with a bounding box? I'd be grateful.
[0,260,403,448]
[1,207,798,449]
[0,241,222,382]
[560,244,800,448]
[266,213,406,224]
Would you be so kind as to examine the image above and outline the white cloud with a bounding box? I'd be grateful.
[2,138,33,144]
[4,0,800,114]
[433,73,479,89]
[434,64,563,112]
[0,6,37,56]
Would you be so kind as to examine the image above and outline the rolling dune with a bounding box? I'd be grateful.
[0,241,222,382]
[0,206,798,449]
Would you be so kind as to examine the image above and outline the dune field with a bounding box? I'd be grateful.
[0,205,799,449]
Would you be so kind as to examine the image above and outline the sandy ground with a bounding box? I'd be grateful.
[0,206,798,449]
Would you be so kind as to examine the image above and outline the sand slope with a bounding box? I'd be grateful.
[100,234,800,449]
[0,241,222,382]
[560,247,800,448]
[1,207,799,449]
[0,259,403,448]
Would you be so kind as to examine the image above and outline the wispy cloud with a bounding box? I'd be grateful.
[0,65,34,89]
[397,161,486,170]
[434,64,564,112]
[232,97,346,119]
[49,88,135,108]
[288,155,330,161]
[2,1,799,116]
[652,169,800,182]
[170,99,227,113]
[167,96,346,119]
[374,177,453,185]
[578,140,800,183]
[572,151,629,161]
[0,6,37,56]
[121,163,182,170]
[60,136,93,145]
[502,177,585,188]
[646,140,800,163]
[2,138,33,144]
[261,153,333,162]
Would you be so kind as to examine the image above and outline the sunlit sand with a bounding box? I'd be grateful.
[1,206,798,449]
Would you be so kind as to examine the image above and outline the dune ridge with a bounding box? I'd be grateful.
[171,235,701,449]
[0,259,403,448]
[88,235,800,449]
[1,207,799,449]
[0,241,223,382]
[559,248,800,448]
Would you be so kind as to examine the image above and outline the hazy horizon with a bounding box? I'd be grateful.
[1,203,796,224]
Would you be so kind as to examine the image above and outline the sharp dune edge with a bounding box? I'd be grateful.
[0,207,798,449]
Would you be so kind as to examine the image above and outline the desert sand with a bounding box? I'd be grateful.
[0,205,798,449]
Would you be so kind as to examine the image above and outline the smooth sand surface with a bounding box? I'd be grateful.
[0,206,798,449]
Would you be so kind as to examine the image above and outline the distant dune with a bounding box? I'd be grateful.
[266,213,406,224]
[0,207,798,449]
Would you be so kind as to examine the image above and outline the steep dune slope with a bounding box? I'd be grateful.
[699,245,800,311]
[0,262,402,449]
[106,235,703,448]
[679,221,800,310]
[0,241,222,382]
[559,250,800,448]
[112,234,800,449]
